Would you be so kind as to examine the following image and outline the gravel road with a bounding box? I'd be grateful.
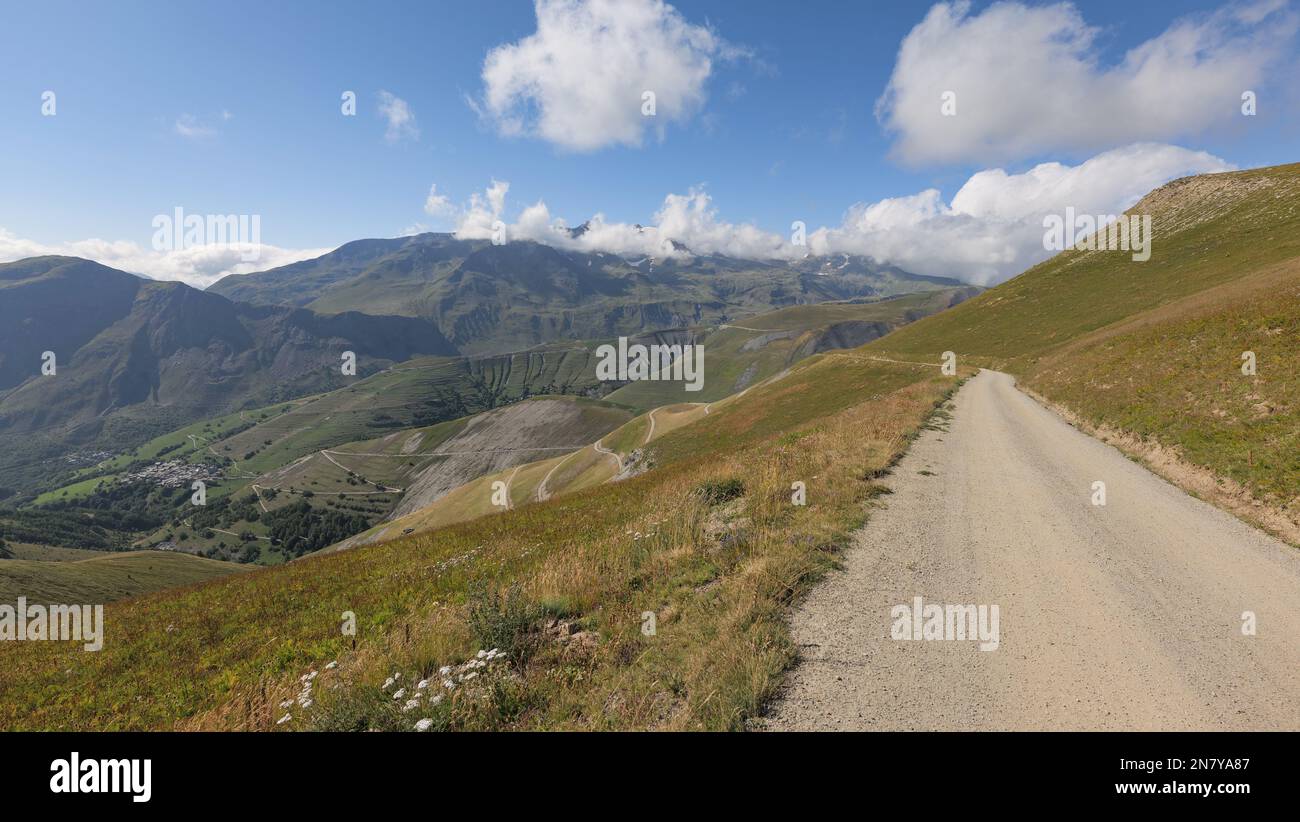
[767,370,1300,730]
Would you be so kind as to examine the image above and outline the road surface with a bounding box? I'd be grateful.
[767,370,1300,730]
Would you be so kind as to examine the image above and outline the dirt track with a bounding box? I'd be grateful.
[767,370,1300,730]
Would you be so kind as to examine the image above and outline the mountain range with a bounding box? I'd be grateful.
[0,256,455,489]
[209,233,964,354]
[0,245,963,491]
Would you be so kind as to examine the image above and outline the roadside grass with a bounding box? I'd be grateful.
[0,353,959,731]
[868,162,1300,535]
[1026,261,1300,517]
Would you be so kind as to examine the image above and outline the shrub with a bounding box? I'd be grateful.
[465,582,543,669]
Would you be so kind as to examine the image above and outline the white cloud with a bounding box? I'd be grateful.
[877,0,1297,165]
[808,144,1234,284]
[448,179,788,259]
[0,229,330,290]
[378,91,419,143]
[476,0,744,151]
[174,113,216,140]
[453,180,512,240]
[423,184,454,217]
[444,143,1231,285]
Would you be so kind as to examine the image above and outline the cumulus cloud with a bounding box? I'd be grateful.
[423,184,453,217]
[0,229,330,290]
[448,179,787,259]
[808,143,1233,284]
[453,180,512,239]
[378,91,419,143]
[877,0,1297,165]
[441,143,1230,285]
[476,0,745,151]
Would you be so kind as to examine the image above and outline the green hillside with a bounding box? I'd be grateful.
[0,343,967,730]
[0,550,249,603]
[606,288,976,411]
[871,162,1300,540]
[25,296,966,565]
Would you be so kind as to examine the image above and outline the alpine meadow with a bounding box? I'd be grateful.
[2,0,1298,806]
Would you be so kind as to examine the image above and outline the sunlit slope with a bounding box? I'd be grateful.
[871,164,1300,367]
[337,401,711,547]
[265,396,633,519]
[0,340,964,730]
[0,551,249,603]
[338,324,957,550]
[870,162,1300,537]
[605,288,975,411]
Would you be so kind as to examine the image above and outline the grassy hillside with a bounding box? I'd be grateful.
[26,296,967,565]
[0,348,967,730]
[871,162,1300,540]
[0,550,249,603]
[605,288,975,411]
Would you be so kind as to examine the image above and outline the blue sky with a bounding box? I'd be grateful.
[1,0,1296,286]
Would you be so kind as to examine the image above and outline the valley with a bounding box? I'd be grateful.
[4,280,973,578]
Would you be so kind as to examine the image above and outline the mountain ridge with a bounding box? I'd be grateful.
[209,233,968,355]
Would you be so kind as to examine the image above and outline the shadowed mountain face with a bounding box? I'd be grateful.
[0,257,456,482]
[209,233,965,355]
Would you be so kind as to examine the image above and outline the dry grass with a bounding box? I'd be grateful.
[0,353,960,731]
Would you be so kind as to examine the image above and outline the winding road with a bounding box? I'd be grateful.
[768,370,1300,731]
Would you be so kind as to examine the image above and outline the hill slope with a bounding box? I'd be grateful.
[871,162,1300,540]
[0,550,249,603]
[25,294,971,564]
[0,257,455,492]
